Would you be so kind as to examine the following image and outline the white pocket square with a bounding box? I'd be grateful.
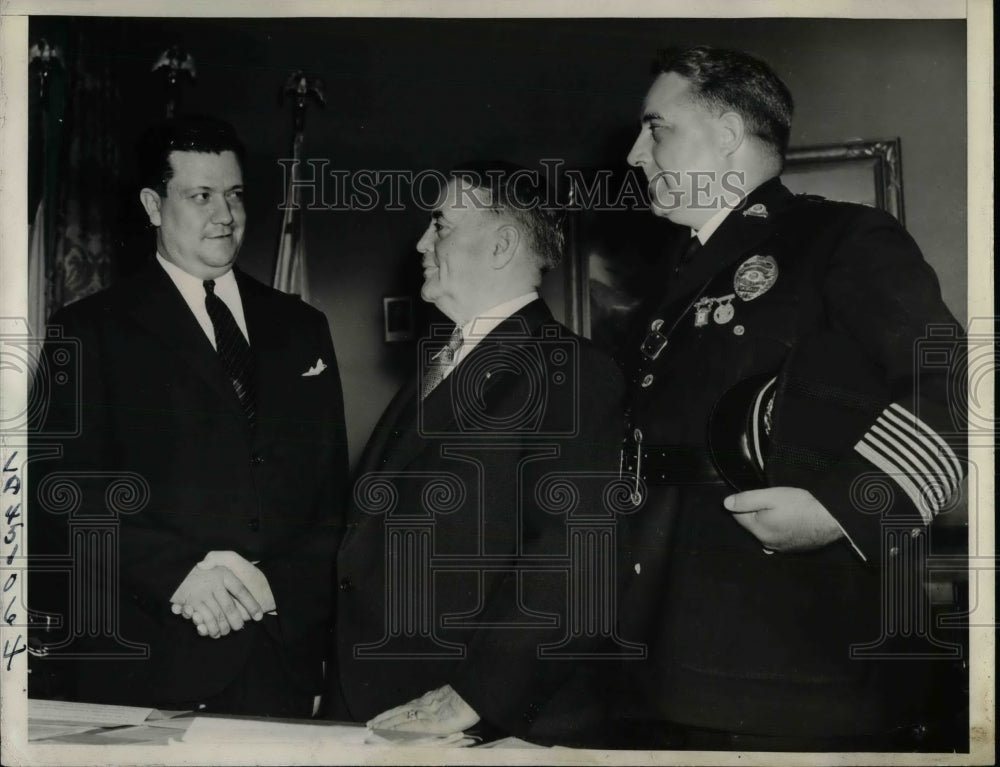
[302,358,327,377]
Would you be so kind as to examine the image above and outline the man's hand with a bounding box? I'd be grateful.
[367,684,480,735]
[724,487,844,552]
[198,550,276,614]
[169,565,264,638]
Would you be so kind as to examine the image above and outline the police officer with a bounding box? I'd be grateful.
[614,46,967,750]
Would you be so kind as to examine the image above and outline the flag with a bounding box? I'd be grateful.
[273,131,310,302]
[26,198,47,381]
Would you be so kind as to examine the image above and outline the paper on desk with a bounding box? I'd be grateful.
[368,729,473,747]
[28,699,154,726]
[28,722,109,741]
[476,735,546,749]
[182,717,372,745]
[182,717,472,747]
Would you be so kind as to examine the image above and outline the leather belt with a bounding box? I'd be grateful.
[621,443,726,487]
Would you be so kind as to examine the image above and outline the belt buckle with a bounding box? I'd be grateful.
[620,437,645,506]
[640,329,669,361]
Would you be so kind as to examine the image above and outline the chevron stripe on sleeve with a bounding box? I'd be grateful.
[853,402,963,524]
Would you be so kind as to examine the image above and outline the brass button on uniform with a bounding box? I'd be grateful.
[641,374,654,388]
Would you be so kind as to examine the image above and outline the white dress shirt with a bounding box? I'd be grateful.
[157,253,249,348]
[439,291,539,381]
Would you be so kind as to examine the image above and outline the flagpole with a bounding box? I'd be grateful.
[151,46,196,118]
[274,71,324,302]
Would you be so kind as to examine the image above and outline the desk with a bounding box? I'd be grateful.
[27,699,542,749]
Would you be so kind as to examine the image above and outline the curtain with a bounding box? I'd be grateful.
[29,20,123,327]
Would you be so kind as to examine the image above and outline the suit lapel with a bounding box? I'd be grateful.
[125,264,245,420]
[358,379,420,476]
[378,299,554,474]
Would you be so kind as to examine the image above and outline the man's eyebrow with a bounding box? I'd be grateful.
[178,183,243,192]
[641,111,663,124]
[431,210,448,223]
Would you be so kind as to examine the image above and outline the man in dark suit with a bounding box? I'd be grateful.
[330,164,628,743]
[614,46,967,749]
[29,115,349,717]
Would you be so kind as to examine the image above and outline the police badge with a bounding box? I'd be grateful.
[734,255,778,301]
[741,203,769,218]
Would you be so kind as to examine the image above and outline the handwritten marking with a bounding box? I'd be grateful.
[1,449,23,670]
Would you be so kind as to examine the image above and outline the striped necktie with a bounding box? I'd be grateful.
[421,326,464,401]
[204,280,256,426]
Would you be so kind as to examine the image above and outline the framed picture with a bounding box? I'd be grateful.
[382,296,415,342]
[566,138,906,346]
[783,138,905,224]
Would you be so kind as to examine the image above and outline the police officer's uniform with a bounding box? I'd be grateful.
[614,177,967,747]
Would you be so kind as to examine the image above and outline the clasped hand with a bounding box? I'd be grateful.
[169,551,275,638]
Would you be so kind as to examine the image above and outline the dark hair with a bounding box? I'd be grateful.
[448,160,565,273]
[652,46,794,161]
[137,114,246,195]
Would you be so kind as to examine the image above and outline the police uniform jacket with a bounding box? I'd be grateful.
[616,177,967,738]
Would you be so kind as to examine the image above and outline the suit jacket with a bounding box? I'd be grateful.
[616,178,966,739]
[333,299,627,741]
[29,263,349,707]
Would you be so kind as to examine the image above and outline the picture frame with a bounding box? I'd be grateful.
[783,138,905,225]
[382,295,415,342]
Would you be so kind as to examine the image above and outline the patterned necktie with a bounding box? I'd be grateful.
[674,235,703,276]
[204,280,256,426]
[421,326,464,401]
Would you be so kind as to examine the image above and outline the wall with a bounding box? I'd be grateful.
[32,16,967,467]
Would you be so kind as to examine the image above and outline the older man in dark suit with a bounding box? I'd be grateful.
[29,115,349,717]
[330,164,629,744]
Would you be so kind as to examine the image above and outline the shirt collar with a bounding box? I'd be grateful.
[692,176,770,244]
[461,292,539,342]
[693,205,734,245]
[451,292,538,368]
[156,252,238,296]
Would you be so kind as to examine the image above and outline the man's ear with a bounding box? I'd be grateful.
[717,111,746,157]
[491,224,520,269]
[139,188,163,227]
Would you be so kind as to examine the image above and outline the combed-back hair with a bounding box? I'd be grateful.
[137,114,246,195]
[449,160,565,274]
[652,46,794,162]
